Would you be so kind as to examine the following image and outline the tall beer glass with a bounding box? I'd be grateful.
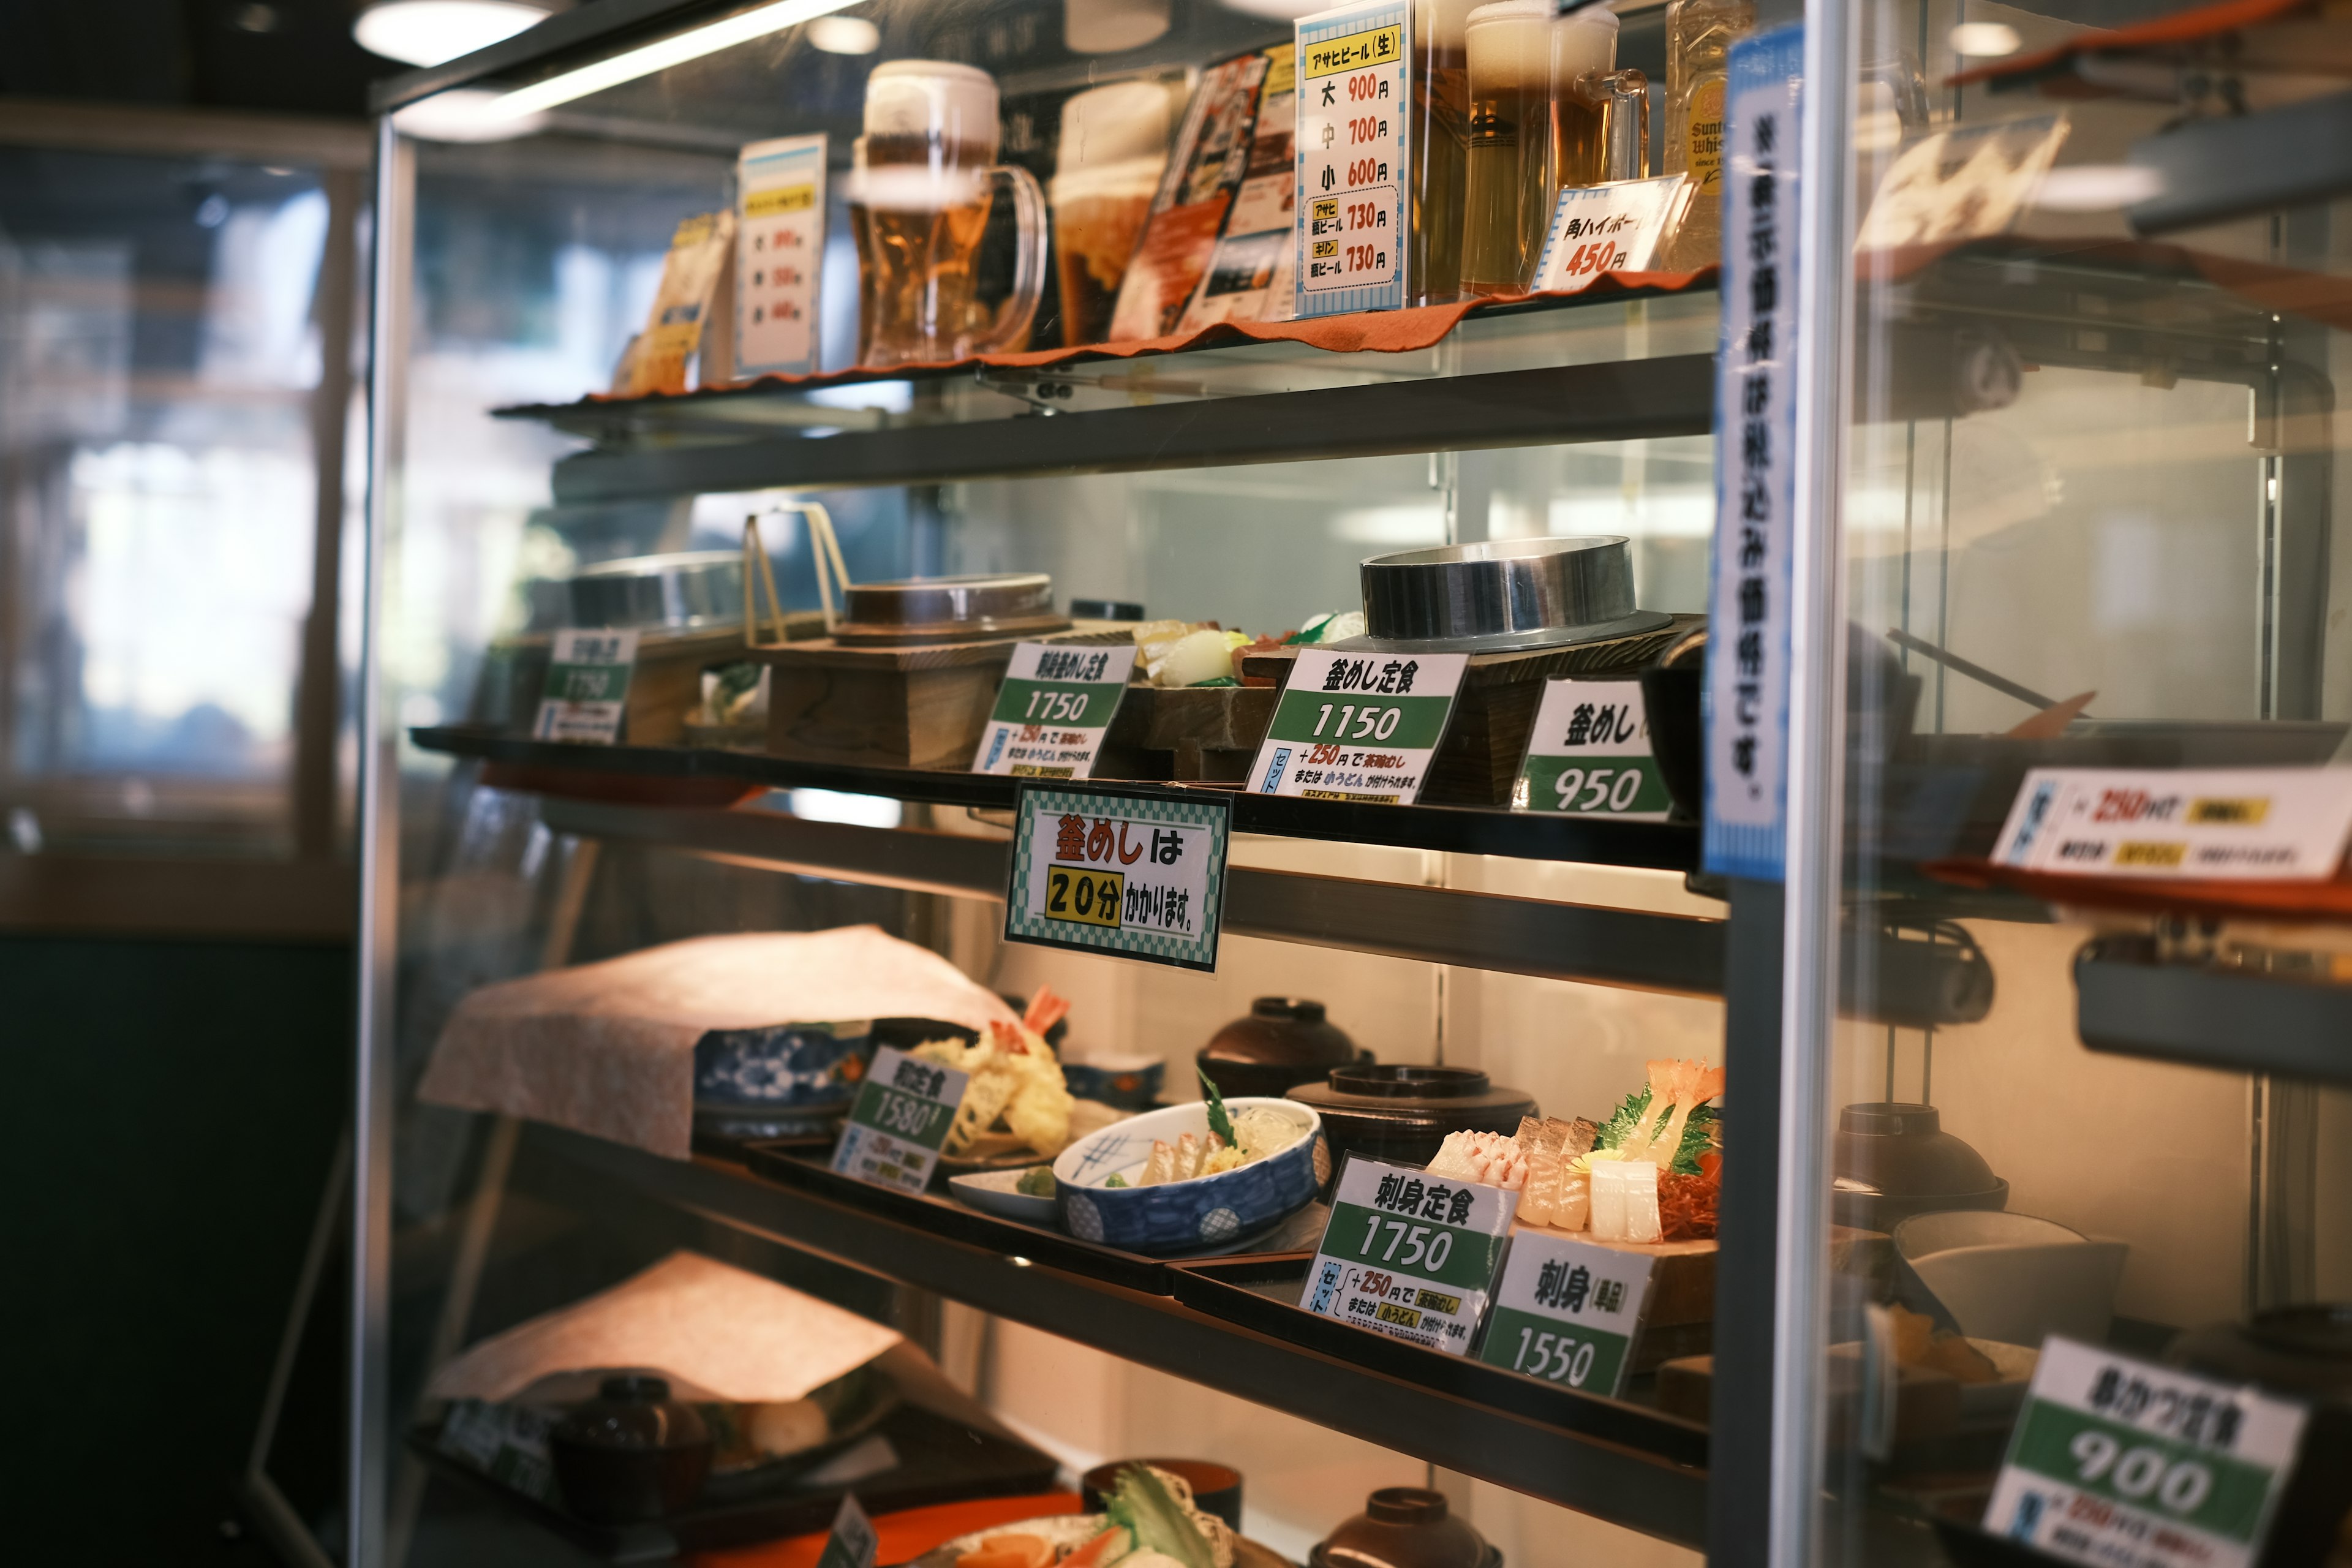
[1406,0,1479,305]
[1050,80,1175,347]
[1458,0,1554,296]
[853,59,1049,366]
[1548,4,1618,192]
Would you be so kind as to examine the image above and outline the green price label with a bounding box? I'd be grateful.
[846,1082,956,1148]
[1521,755,1673,815]
[1266,691,1455,750]
[1478,1305,1632,1392]
[1325,1200,1509,1292]
[988,677,1125,728]
[831,1046,968,1196]
[2006,1401,2278,1545]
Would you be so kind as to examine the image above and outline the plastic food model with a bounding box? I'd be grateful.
[954,1465,1234,1568]
[914,988,1079,1158]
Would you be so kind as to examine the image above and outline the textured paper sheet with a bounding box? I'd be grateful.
[428,1252,903,1404]
[417,926,1019,1159]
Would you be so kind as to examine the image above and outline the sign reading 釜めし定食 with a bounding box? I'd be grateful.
[1703,22,1803,880]
[533,628,641,743]
[972,641,1139,779]
[1300,1155,1516,1356]
[1991,767,2352,881]
[1475,1230,1656,1396]
[1514,679,1672,819]
[1003,785,1232,971]
[1248,649,1468,803]
[1982,1338,2309,1568]
[1294,0,1409,316]
[830,1046,970,1198]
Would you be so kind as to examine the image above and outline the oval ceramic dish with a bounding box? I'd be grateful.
[1052,1098,1326,1255]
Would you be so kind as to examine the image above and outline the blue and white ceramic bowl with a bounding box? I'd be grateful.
[692,1020,875,1107]
[1059,1055,1166,1111]
[1054,1098,1325,1255]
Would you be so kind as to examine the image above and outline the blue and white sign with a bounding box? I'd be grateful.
[1703,23,1804,881]
[1294,0,1410,317]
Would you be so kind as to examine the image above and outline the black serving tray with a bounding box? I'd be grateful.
[1166,1254,1709,1468]
[742,1142,1331,1296]
[410,1402,1060,1561]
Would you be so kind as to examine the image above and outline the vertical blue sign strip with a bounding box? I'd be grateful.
[1703,23,1805,881]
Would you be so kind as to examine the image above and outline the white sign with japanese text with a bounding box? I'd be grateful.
[1476,1231,1656,1396]
[1983,1338,2307,1568]
[735,134,826,377]
[1302,1155,1517,1357]
[1991,767,2352,881]
[973,641,1139,779]
[1703,23,1804,880]
[831,1046,970,1199]
[1531,175,1692,293]
[533,628,641,744]
[1514,679,1672,818]
[1294,0,1410,315]
[1003,785,1231,971]
[1250,649,1468,804]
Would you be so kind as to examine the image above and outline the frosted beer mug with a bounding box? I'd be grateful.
[853,60,1049,366]
[1458,0,1555,295]
[1548,2,1619,192]
[1050,80,1176,347]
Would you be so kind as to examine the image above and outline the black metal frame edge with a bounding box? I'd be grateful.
[2075,933,2352,1088]
[371,0,726,112]
[545,355,1718,502]
[410,725,1703,870]
[531,1126,1711,1544]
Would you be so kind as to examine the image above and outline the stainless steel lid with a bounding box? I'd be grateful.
[832,573,1071,646]
[1351,537,1668,653]
[565,551,744,631]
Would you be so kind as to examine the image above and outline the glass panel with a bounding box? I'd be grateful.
[1828,1,2352,1560]
[0,145,352,856]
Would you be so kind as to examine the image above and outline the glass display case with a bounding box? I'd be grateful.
[349,1,2352,1566]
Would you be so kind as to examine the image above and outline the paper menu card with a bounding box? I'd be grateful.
[1176,44,1298,331]
[416,927,1020,1159]
[616,210,736,396]
[426,1252,903,1405]
[1108,43,1290,341]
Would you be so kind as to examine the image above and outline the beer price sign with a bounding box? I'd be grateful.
[1248,649,1468,804]
[1003,783,1232,971]
[1294,0,1410,317]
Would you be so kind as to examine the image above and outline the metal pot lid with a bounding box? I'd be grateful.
[561,550,747,631]
[832,573,1071,647]
[1355,536,1659,651]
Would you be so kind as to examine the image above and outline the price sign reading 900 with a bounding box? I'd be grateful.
[1297,5,1408,311]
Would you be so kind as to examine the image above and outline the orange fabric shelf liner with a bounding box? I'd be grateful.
[1950,0,2313,88]
[600,272,1717,404]
[1924,856,2352,925]
[688,1491,1087,1568]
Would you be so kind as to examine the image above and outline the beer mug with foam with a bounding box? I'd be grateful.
[851,60,1048,366]
[1458,0,1556,296]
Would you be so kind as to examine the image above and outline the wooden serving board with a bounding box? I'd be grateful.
[476,619,827,748]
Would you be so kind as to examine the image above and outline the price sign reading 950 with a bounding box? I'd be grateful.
[1295,0,1409,315]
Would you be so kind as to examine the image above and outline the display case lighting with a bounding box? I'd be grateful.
[355,0,557,67]
[486,0,862,119]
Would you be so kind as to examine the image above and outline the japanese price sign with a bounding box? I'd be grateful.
[1529,175,1691,293]
[1294,0,1409,316]
[735,133,826,378]
[1514,679,1672,819]
[1249,649,1468,803]
[1983,1338,2309,1568]
[973,641,1139,779]
[1476,1231,1654,1396]
[1300,1155,1516,1356]
[1003,783,1231,971]
[1991,767,2352,882]
[830,1046,970,1197]
[813,1493,878,1568]
[533,628,640,744]
[1703,21,1803,880]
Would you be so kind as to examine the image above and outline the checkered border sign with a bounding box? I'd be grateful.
[1003,782,1233,972]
